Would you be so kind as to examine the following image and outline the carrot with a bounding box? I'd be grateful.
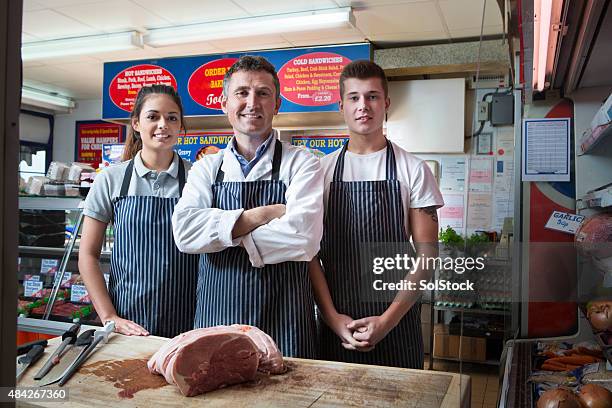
[576,347,603,358]
[546,355,600,365]
[541,362,580,371]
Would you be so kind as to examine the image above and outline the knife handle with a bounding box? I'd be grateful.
[17,339,47,356]
[75,329,95,346]
[62,323,81,343]
[18,344,45,365]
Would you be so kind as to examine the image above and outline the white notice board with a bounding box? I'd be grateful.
[522,118,571,181]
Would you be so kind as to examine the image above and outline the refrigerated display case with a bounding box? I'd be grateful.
[17,196,108,336]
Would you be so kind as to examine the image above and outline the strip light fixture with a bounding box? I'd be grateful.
[21,86,76,111]
[144,7,355,47]
[532,0,564,91]
[22,31,143,61]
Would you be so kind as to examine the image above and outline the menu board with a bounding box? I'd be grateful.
[291,135,349,157]
[174,132,233,162]
[103,43,371,119]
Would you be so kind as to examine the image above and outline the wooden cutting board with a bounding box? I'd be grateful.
[17,334,470,407]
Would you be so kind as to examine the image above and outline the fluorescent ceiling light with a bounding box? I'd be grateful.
[21,86,76,112]
[22,31,143,61]
[532,0,563,91]
[145,7,355,47]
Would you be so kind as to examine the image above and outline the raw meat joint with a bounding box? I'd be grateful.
[148,325,285,397]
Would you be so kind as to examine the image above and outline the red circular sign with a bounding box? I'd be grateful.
[108,64,177,112]
[188,58,238,110]
[278,52,351,107]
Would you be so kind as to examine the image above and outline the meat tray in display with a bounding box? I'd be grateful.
[148,325,285,397]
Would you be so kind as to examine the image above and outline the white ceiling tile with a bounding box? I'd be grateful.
[280,26,361,42]
[288,34,367,47]
[208,34,291,53]
[23,79,54,89]
[91,48,162,62]
[354,3,444,35]
[153,43,220,58]
[22,60,46,68]
[370,30,449,43]
[52,79,102,99]
[438,0,503,31]
[39,55,101,65]
[23,64,76,84]
[23,0,46,12]
[55,0,170,32]
[231,0,338,16]
[22,32,40,43]
[335,0,431,6]
[131,0,248,24]
[22,9,98,39]
[449,26,504,39]
[44,62,104,83]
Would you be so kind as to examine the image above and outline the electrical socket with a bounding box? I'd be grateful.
[478,101,490,122]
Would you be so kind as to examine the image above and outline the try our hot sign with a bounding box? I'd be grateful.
[102,43,370,119]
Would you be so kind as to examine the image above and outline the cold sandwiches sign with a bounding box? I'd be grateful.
[102,43,370,120]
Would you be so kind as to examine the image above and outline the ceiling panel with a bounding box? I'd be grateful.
[131,0,249,25]
[22,0,47,12]
[52,79,102,99]
[208,34,292,53]
[288,35,366,47]
[152,42,220,58]
[280,25,362,42]
[438,0,503,30]
[371,30,449,43]
[334,0,431,6]
[55,0,170,32]
[23,65,78,84]
[231,0,338,16]
[354,2,444,35]
[21,32,40,42]
[46,62,104,83]
[90,48,162,62]
[22,9,97,39]
[449,25,504,38]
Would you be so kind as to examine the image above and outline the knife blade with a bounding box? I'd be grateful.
[17,339,48,356]
[16,344,45,380]
[58,321,115,387]
[37,329,95,386]
[33,323,81,380]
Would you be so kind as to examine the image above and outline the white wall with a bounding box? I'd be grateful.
[52,99,102,163]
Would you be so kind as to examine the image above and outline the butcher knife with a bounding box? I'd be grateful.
[38,329,95,386]
[16,345,45,381]
[17,339,48,356]
[33,323,81,380]
[58,321,115,386]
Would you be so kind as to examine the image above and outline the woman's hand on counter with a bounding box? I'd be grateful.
[108,316,150,336]
[347,316,393,347]
[328,313,374,352]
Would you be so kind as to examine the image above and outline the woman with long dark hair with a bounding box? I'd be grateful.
[79,84,198,337]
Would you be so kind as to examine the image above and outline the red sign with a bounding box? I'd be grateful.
[108,64,178,112]
[75,121,125,168]
[188,58,238,110]
[278,52,351,107]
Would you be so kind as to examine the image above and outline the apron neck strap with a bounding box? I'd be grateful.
[215,139,282,183]
[332,139,398,182]
[119,154,186,197]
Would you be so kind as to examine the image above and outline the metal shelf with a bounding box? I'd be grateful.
[434,305,511,316]
[19,245,111,258]
[578,183,612,209]
[19,196,83,211]
[431,355,500,365]
[17,316,100,336]
[580,121,612,155]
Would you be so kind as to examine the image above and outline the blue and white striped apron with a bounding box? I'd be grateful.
[109,158,199,338]
[194,140,316,358]
[318,140,424,369]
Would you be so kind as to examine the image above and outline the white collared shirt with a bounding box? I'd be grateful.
[172,131,324,268]
[83,151,191,224]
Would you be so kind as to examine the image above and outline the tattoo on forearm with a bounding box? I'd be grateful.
[418,206,438,222]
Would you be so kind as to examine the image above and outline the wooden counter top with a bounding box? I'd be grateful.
[17,334,470,407]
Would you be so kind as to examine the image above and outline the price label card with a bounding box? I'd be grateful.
[70,284,90,303]
[24,274,40,281]
[40,259,59,274]
[54,272,72,288]
[544,211,585,234]
[24,280,44,298]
